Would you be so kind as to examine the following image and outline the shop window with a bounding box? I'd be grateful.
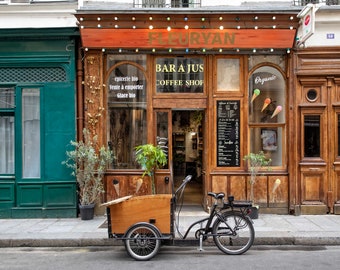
[216,58,240,91]
[304,115,320,157]
[156,111,169,169]
[107,56,147,169]
[0,87,15,175]
[248,65,286,167]
[156,57,204,93]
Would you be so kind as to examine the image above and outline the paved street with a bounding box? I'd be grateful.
[1,246,340,270]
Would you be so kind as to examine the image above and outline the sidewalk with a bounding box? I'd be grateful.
[1,209,340,247]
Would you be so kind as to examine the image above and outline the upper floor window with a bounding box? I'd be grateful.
[293,0,340,5]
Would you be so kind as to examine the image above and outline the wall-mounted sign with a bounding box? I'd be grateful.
[297,4,316,45]
[80,29,296,49]
[217,100,240,167]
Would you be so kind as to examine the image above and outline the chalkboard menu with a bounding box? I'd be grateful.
[217,100,240,167]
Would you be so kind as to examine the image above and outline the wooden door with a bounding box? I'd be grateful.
[297,77,340,214]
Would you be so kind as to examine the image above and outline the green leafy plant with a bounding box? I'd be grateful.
[62,128,112,206]
[135,144,167,194]
[243,151,271,203]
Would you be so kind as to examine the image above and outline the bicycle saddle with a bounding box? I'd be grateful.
[207,192,225,200]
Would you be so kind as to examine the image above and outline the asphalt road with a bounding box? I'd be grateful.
[0,245,339,270]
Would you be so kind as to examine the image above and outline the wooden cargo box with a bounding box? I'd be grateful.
[106,194,173,235]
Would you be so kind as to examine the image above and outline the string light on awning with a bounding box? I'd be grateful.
[184,25,189,30]
[219,25,224,30]
[167,26,171,31]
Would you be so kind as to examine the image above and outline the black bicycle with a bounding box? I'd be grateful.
[107,175,255,260]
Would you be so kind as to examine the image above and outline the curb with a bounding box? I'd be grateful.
[2,236,340,248]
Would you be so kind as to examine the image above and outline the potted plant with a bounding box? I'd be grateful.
[63,128,112,220]
[135,144,167,194]
[243,151,271,218]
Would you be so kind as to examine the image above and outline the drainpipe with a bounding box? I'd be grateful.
[76,45,84,141]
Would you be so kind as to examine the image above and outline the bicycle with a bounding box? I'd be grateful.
[106,175,255,261]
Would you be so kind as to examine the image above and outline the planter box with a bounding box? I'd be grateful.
[106,194,173,235]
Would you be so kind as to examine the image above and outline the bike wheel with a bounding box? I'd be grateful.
[124,223,161,261]
[212,212,254,255]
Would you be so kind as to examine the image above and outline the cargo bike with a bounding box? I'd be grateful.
[104,175,255,261]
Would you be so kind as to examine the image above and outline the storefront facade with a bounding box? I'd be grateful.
[292,4,340,214]
[0,27,78,218]
[76,9,300,214]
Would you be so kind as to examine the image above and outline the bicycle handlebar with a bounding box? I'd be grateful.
[174,175,192,196]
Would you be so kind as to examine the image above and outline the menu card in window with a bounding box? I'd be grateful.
[217,100,240,167]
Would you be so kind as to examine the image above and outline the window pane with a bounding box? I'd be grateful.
[249,127,283,166]
[0,87,15,109]
[217,58,240,91]
[107,60,147,169]
[249,66,285,123]
[304,115,320,157]
[156,112,169,169]
[108,107,147,169]
[156,57,204,93]
[22,88,40,178]
[0,115,14,174]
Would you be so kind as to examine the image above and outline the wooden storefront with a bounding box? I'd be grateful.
[75,10,300,214]
[292,48,340,214]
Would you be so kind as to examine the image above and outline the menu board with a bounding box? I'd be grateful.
[217,100,240,167]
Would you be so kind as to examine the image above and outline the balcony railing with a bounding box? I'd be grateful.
[133,0,202,8]
[293,0,340,5]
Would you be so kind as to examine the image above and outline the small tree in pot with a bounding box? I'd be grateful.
[63,128,112,220]
[135,144,167,194]
[243,151,271,218]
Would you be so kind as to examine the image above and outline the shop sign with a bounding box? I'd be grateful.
[156,57,204,93]
[80,29,296,49]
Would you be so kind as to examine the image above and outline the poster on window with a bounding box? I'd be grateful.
[261,129,277,151]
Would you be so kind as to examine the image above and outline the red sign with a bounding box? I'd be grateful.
[80,28,296,49]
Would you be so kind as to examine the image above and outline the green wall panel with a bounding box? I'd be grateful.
[44,183,76,207]
[17,185,43,207]
[0,183,14,203]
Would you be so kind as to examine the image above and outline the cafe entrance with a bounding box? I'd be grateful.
[172,110,204,205]
[155,109,205,206]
